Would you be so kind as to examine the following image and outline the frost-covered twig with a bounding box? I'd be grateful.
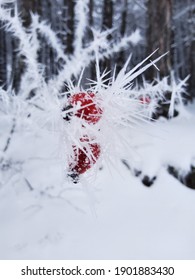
[0,2,44,97]
[0,4,38,73]
[54,29,142,92]
[24,177,34,191]
[31,14,67,61]
[3,118,16,152]
[168,72,190,118]
[96,29,142,59]
[0,0,142,96]
[74,0,89,57]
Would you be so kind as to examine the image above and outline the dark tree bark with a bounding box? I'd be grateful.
[116,0,128,72]
[89,0,93,26]
[102,0,113,31]
[189,39,195,97]
[188,4,195,97]
[64,0,75,55]
[101,0,113,74]
[0,2,15,89]
[18,0,42,27]
[88,0,96,82]
[0,22,7,89]
[146,0,173,80]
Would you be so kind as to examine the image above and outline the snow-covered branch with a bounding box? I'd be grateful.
[73,0,89,57]
[31,14,67,62]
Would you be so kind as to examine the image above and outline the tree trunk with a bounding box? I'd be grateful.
[0,2,15,89]
[189,39,195,98]
[188,4,195,97]
[146,0,172,80]
[116,0,128,72]
[88,0,96,82]
[64,0,75,55]
[0,22,7,89]
[101,0,113,74]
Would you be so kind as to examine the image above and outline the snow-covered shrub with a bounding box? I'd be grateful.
[0,0,189,189]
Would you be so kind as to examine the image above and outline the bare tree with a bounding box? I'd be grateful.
[146,0,173,79]
[101,0,113,73]
[0,22,7,88]
[64,0,75,55]
[116,0,128,72]
[188,2,195,97]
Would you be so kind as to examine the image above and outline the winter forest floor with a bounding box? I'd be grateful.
[0,103,195,260]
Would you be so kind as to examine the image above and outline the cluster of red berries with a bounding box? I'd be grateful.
[63,92,102,182]
[63,92,151,183]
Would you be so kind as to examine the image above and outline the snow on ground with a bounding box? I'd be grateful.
[0,104,195,259]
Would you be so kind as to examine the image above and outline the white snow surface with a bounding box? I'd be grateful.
[0,104,195,260]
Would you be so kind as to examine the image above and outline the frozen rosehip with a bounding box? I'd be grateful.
[68,137,101,183]
[69,92,102,124]
[63,92,102,183]
[139,96,151,104]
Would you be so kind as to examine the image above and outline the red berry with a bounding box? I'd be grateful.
[69,137,101,175]
[70,92,102,124]
[139,96,151,104]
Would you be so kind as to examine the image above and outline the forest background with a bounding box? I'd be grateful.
[0,0,194,96]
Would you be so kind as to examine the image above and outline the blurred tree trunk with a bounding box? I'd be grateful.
[89,0,96,81]
[146,0,172,80]
[0,22,7,89]
[102,0,113,32]
[116,0,128,72]
[101,0,113,74]
[89,0,93,26]
[189,39,195,97]
[188,4,195,97]
[0,2,15,90]
[64,0,75,55]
